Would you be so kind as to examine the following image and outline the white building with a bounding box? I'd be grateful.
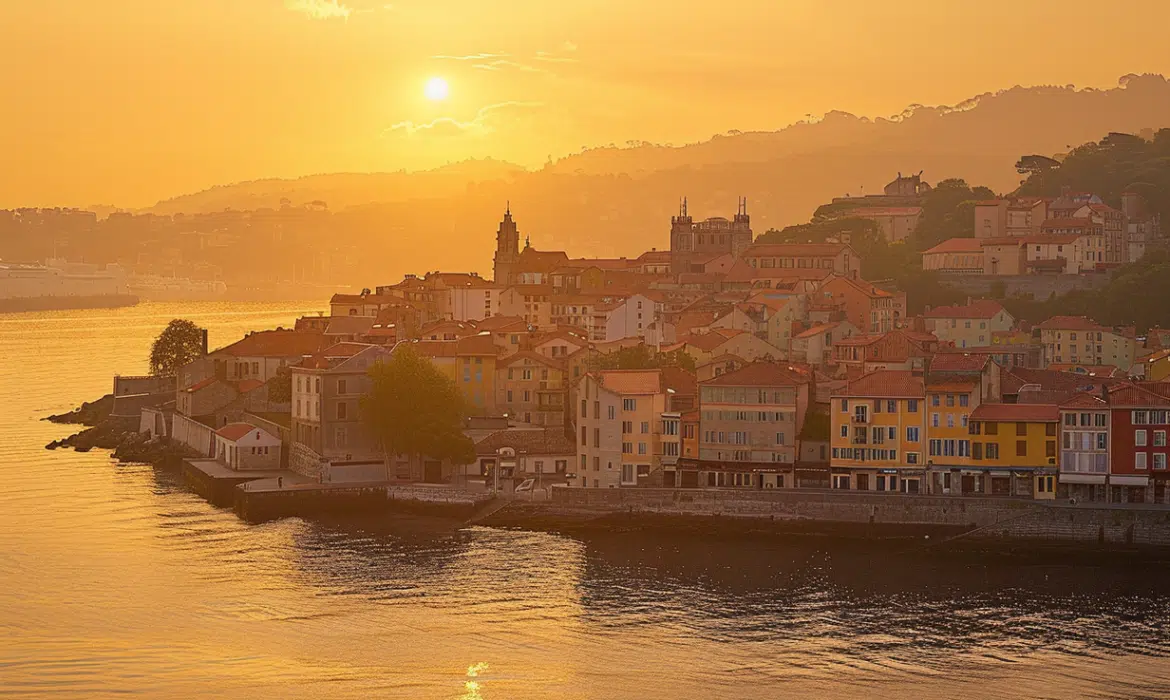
[214,423,282,471]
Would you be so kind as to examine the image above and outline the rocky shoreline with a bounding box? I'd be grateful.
[45,396,195,467]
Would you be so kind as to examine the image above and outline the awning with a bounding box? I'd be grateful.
[1060,474,1106,484]
[1111,475,1150,487]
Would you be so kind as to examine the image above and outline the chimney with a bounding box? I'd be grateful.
[200,328,209,356]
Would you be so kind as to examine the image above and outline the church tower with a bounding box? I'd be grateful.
[493,204,521,285]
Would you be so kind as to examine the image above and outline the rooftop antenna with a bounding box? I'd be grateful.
[506,200,511,216]
[683,197,688,218]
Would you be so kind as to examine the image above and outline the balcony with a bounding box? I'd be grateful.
[851,414,869,424]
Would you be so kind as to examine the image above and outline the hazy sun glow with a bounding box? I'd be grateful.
[425,77,450,101]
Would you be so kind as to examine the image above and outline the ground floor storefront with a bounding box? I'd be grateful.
[1056,473,1165,504]
[828,467,926,494]
[926,466,1057,500]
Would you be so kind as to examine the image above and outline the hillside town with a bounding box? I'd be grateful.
[122,178,1170,509]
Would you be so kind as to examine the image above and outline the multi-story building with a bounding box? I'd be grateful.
[576,370,671,489]
[964,404,1060,499]
[741,242,862,280]
[790,320,860,366]
[1105,383,1170,504]
[1058,392,1111,502]
[669,199,754,274]
[922,300,1015,349]
[921,353,1003,492]
[686,362,811,489]
[496,351,566,427]
[1037,316,1137,371]
[921,238,984,275]
[815,275,895,334]
[1027,225,1101,274]
[830,370,927,493]
[290,344,392,467]
[1072,203,1126,267]
[498,284,553,329]
[413,334,500,414]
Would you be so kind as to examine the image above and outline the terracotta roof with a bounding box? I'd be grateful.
[660,366,698,396]
[457,334,499,356]
[598,370,663,395]
[323,342,373,358]
[218,330,328,358]
[474,428,576,457]
[923,300,1006,320]
[325,316,376,335]
[1023,234,1083,244]
[475,315,528,331]
[970,403,1059,422]
[1059,392,1108,409]
[498,350,564,370]
[678,331,742,352]
[929,353,991,373]
[835,370,924,398]
[1036,316,1107,332]
[184,377,222,393]
[795,322,843,339]
[215,423,261,441]
[922,238,983,255]
[700,361,811,388]
[235,379,265,394]
[1107,383,1170,407]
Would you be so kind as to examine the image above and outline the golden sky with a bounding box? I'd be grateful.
[3,0,1169,208]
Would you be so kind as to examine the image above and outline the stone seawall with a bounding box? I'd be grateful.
[475,488,1170,550]
[233,483,492,523]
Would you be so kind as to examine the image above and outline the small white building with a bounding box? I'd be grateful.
[214,423,282,471]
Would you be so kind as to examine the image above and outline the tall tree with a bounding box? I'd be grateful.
[588,344,696,372]
[149,319,206,376]
[361,345,476,465]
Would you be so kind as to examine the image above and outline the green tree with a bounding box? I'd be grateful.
[361,345,476,466]
[268,366,292,403]
[1014,154,1061,177]
[588,345,696,373]
[149,319,206,376]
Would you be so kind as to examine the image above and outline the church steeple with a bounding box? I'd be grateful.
[493,204,521,285]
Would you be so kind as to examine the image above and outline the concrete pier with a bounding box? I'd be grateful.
[232,480,493,523]
[182,459,301,507]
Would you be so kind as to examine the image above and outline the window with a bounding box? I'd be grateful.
[1016,422,1027,437]
[874,399,883,414]
[1064,413,1076,427]
[946,395,955,408]
[1136,453,1148,470]
[932,395,940,407]
[640,421,649,434]
[1136,430,1148,447]
[637,442,647,455]
[958,440,970,458]
[840,399,848,413]
[1045,423,1057,437]
[929,439,941,456]
[622,421,632,434]
[336,402,347,420]
[932,413,940,428]
[622,442,633,454]
[840,425,848,438]
[338,379,347,395]
[581,399,587,418]
[1094,413,1107,428]
[907,399,919,413]
[621,464,635,484]
[947,414,955,428]
[959,395,969,408]
[1134,410,1149,425]
[907,452,919,465]
[887,400,896,413]
[1156,431,1167,447]
[986,422,999,436]
[607,405,615,420]
[986,443,1000,460]
[906,427,920,442]
[1046,441,1056,458]
[1097,433,1108,450]
[775,432,786,445]
[1156,454,1168,470]
[972,442,983,460]
[623,398,636,411]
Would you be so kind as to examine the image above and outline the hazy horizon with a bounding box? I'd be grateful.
[4,0,1170,209]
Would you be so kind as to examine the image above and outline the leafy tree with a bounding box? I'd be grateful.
[1015,154,1061,177]
[149,319,206,376]
[588,345,696,373]
[361,345,476,466]
[268,366,292,403]
[910,178,995,249]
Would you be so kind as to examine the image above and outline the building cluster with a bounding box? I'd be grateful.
[923,188,1162,276]
[137,198,1170,507]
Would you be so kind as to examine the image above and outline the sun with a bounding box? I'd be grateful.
[424,77,450,101]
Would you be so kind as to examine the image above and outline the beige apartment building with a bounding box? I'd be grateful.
[576,370,670,488]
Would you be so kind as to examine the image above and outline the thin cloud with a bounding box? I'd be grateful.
[384,101,542,138]
[432,53,508,62]
[286,0,352,20]
[533,51,578,64]
[473,59,545,73]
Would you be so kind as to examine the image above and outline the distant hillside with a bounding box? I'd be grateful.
[145,158,527,215]
[136,75,1170,278]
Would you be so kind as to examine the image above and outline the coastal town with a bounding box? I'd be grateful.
[81,167,1170,524]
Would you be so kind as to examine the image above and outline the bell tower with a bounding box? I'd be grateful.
[493,203,521,285]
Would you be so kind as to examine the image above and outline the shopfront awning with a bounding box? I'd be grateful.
[1060,474,1107,485]
[1111,475,1150,487]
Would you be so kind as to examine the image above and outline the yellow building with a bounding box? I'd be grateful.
[830,370,927,493]
[964,404,1060,499]
[414,335,499,414]
[497,350,566,426]
[1140,348,1170,381]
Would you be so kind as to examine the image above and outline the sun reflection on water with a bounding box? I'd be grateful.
[461,662,490,699]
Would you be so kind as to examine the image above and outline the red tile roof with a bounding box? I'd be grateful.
[473,428,576,456]
[498,350,564,370]
[970,403,1059,422]
[1107,383,1170,407]
[218,330,328,358]
[1059,392,1108,409]
[700,361,811,387]
[929,353,991,373]
[598,370,663,395]
[235,379,265,394]
[835,370,925,398]
[922,237,983,255]
[744,243,853,257]
[923,300,1006,320]
[1035,316,1107,332]
[215,423,260,441]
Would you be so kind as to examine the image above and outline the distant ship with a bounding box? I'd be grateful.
[0,259,138,313]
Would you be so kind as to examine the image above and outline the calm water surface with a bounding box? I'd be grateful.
[2,302,1170,699]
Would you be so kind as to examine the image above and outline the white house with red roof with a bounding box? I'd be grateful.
[214,423,282,471]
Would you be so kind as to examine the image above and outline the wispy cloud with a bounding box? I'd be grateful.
[433,46,579,73]
[286,0,352,20]
[432,53,508,62]
[384,101,542,138]
[472,59,545,73]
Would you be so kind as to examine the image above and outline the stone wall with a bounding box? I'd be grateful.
[289,441,328,480]
[939,273,1109,299]
[114,375,175,397]
[172,413,214,457]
